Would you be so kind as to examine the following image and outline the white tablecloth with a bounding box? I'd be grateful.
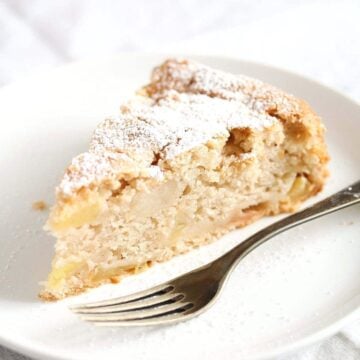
[0,0,359,359]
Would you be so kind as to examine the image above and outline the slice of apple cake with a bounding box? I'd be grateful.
[40,59,329,300]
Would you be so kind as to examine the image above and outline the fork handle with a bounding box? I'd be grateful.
[214,180,360,271]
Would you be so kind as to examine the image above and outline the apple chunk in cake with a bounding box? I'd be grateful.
[40,59,329,300]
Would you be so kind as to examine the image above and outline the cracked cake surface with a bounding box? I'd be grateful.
[41,59,329,300]
[58,59,302,198]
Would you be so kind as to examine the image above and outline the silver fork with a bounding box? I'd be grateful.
[70,180,360,326]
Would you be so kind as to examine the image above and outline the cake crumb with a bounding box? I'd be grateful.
[32,201,47,211]
[110,277,120,284]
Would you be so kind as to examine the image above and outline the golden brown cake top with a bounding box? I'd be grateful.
[58,59,302,198]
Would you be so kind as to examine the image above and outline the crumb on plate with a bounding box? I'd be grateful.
[32,200,47,211]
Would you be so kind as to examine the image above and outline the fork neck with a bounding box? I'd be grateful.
[212,180,360,273]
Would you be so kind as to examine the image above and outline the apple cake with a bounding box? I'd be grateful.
[40,59,329,300]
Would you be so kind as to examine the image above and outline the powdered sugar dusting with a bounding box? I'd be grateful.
[60,152,121,196]
[58,59,301,197]
[90,93,274,161]
[148,59,300,117]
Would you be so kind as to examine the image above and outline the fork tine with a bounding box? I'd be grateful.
[70,283,173,310]
[72,292,183,314]
[81,301,193,322]
[95,309,194,326]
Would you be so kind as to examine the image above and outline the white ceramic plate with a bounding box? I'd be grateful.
[0,54,359,360]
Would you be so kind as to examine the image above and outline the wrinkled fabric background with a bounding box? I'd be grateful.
[0,0,359,359]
